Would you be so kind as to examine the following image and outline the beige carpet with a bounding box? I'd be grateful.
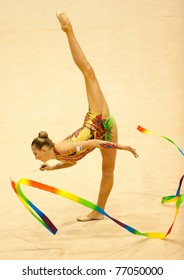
[0,0,183,260]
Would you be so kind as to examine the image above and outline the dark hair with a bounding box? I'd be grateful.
[31,131,54,150]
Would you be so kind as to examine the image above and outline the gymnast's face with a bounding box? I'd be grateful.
[32,145,50,163]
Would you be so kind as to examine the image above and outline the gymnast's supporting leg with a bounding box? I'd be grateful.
[77,124,118,221]
[56,11,118,220]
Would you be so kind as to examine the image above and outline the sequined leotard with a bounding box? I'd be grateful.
[53,110,114,162]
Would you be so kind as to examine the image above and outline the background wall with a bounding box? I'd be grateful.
[0,0,183,259]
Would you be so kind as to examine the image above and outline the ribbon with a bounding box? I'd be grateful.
[137,125,184,156]
[161,175,184,236]
[11,175,184,238]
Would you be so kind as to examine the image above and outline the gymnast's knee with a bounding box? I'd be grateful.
[84,65,96,79]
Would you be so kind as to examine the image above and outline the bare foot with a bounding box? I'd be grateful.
[77,211,104,222]
[56,10,72,32]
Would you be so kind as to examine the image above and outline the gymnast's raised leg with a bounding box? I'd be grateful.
[56,11,118,221]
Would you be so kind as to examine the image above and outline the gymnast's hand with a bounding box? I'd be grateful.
[128,146,139,158]
[40,163,52,171]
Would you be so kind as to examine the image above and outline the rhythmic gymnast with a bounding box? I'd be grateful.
[31,11,139,222]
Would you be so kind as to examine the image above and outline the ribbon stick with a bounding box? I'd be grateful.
[11,175,184,238]
[137,125,184,156]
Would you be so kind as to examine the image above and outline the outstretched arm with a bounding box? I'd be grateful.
[56,139,139,158]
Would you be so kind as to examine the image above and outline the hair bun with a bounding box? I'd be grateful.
[38,131,48,139]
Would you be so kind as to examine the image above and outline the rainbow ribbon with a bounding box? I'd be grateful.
[11,175,184,238]
[137,125,184,156]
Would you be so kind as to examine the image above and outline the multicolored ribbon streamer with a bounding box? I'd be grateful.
[137,125,184,156]
[11,175,184,238]
[161,175,184,236]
